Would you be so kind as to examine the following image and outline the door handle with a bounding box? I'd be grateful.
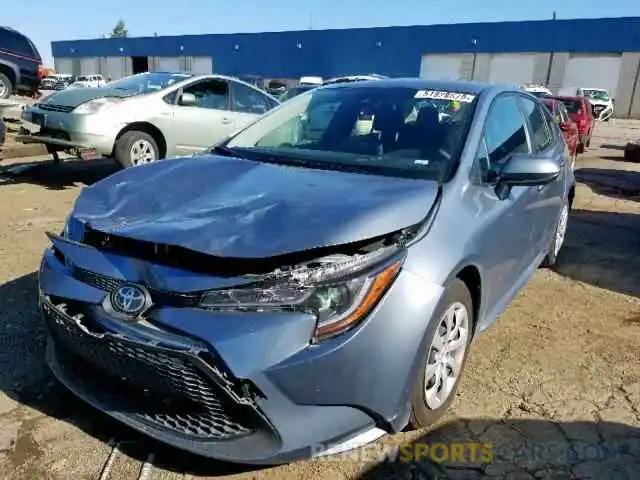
[221,117,232,125]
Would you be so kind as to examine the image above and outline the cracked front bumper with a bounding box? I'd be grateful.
[38,240,444,463]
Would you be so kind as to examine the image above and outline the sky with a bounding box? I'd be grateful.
[4,0,639,67]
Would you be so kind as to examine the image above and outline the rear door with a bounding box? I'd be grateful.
[169,78,237,154]
[516,94,565,255]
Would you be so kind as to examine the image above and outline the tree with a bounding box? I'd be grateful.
[110,20,128,38]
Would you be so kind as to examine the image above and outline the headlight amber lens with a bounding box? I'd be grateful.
[311,260,402,341]
[199,255,403,342]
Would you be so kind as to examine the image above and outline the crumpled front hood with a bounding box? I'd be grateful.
[70,155,439,259]
[40,87,137,108]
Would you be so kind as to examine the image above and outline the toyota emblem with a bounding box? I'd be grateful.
[109,283,150,316]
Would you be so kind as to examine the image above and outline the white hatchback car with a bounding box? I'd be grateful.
[20,72,281,167]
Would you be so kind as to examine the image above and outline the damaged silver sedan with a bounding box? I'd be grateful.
[38,78,575,463]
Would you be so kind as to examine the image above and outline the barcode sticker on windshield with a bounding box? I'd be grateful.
[414,90,476,102]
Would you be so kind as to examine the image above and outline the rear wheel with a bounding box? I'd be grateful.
[0,73,13,99]
[114,131,159,168]
[410,279,473,428]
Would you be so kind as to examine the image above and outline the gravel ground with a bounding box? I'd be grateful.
[0,120,639,479]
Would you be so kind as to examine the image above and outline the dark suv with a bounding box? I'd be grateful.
[0,26,43,99]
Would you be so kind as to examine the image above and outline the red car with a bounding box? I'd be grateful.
[539,97,579,165]
[553,95,595,153]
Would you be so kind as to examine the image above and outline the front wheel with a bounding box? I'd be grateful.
[542,200,570,268]
[114,131,160,168]
[410,279,473,428]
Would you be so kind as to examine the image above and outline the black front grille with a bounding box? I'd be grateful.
[592,105,605,115]
[38,104,74,113]
[72,267,203,308]
[42,299,263,440]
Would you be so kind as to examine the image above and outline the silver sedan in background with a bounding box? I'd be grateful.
[19,72,280,167]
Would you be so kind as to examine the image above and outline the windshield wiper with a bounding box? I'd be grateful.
[210,145,251,159]
[243,151,377,174]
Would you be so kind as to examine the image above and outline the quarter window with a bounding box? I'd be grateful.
[518,96,553,152]
[231,82,272,114]
[483,95,529,168]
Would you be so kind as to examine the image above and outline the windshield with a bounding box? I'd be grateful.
[583,89,610,101]
[560,99,583,115]
[76,76,88,81]
[279,85,317,102]
[106,72,193,93]
[225,85,477,181]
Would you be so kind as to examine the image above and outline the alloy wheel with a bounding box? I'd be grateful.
[554,204,569,257]
[424,302,469,410]
[0,79,8,98]
[130,139,157,166]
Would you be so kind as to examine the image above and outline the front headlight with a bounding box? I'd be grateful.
[200,248,404,342]
[73,97,122,114]
[61,215,85,241]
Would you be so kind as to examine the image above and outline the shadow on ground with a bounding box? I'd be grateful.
[357,418,640,479]
[556,209,640,298]
[599,143,627,151]
[575,168,640,202]
[1,272,639,477]
[0,157,119,190]
[0,272,262,477]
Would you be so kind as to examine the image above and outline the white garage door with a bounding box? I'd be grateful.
[156,57,181,72]
[189,56,213,74]
[79,57,100,75]
[54,58,73,75]
[105,57,127,81]
[488,55,536,85]
[561,55,623,98]
[420,55,463,80]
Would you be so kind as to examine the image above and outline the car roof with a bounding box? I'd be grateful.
[322,77,507,96]
[551,95,586,102]
[539,97,559,105]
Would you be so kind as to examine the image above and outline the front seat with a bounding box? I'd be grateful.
[398,104,442,152]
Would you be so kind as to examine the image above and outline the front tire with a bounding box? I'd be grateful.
[410,279,473,428]
[542,200,570,268]
[114,131,159,168]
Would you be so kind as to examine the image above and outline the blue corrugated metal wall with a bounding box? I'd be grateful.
[52,17,640,78]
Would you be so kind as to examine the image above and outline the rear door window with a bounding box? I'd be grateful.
[2,30,39,59]
[230,82,273,114]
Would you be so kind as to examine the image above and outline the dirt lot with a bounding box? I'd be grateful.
[0,120,639,480]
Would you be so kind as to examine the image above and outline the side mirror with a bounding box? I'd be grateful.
[499,154,561,187]
[179,92,197,106]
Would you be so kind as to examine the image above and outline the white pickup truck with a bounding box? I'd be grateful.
[558,86,614,121]
[69,74,106,89]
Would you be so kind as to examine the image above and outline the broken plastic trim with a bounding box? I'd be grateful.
[73,220,421,278]
[199,245,403,309]
[200,248,406,342]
